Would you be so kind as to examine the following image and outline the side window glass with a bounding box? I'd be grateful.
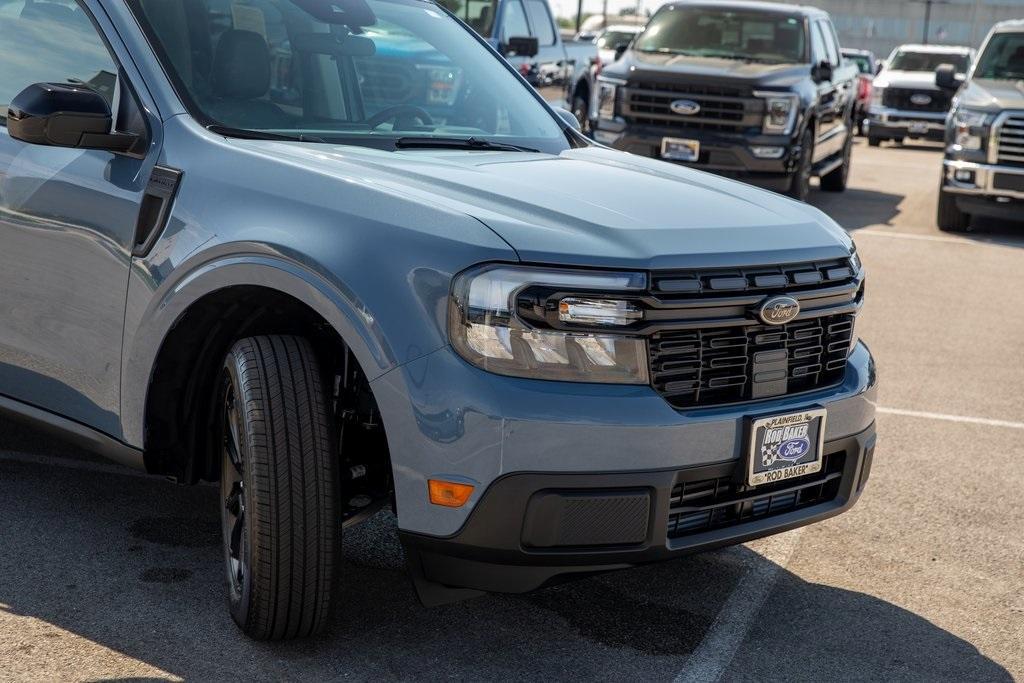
[500,0,530,43]
[809,19,826,65]
[0,1,119,113]
[524,0,555,47]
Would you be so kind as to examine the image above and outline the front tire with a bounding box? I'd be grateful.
[571,93,590,135]
[219,335,340,640]
[937,187,970,232]
[868,136,882,147]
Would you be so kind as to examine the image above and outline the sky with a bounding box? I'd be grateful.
[550,0,663,22]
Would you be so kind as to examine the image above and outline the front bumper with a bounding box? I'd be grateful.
[941,158,1024,219]
[594,121,797,192]
[402,422,876,601]
[868,107,946,140]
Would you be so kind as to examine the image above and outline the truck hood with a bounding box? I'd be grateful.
[874,70,942,90]
[956,78,1024,111]
[237,140,853,269]
[605,52,811,89]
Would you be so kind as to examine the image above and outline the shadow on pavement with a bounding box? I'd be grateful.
[810,186,905,231]
[0,436,1013,681]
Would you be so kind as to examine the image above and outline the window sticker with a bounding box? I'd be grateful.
[231,4,268,39]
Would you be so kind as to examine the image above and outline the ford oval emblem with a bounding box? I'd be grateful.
[758,296,800,326]
[670,99,701,115]
[777,437,811,462]
[910,93,932,106]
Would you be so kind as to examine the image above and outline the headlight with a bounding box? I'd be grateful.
[448,264,650,384]
[952,108,992,151]
[595,78,623,120]
[870,86,884,108]
[754,92,798,135]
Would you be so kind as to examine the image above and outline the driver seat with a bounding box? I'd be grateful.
[205,29,293,129]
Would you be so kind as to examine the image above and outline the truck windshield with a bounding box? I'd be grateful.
[889,50,970,73]
[633,7,806,64]
[127,0,569,152]
[974,33,1024,80]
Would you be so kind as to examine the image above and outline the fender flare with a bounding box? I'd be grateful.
[120,251,397,449]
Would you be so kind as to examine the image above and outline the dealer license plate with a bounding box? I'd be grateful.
[747,409,827,487]
[661,137,700,162]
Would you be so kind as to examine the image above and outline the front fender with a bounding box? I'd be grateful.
[120,246,413,449]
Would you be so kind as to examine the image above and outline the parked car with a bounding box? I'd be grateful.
[453,0,599,129]
[0,0,876,640]
[595,24,644,66]
[867,43,974,146]
[936,20,1024,231]
[841,47,878,135]
[592,1,859,202]
[576,12,647,41]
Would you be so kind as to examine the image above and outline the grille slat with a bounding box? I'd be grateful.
[997,115,1024,168]
[881,87,950,113]
[650,314,853,409]
[666,452,846,538]
[621,81,761,133]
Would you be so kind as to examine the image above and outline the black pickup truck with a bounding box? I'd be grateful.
[592,0,858,201]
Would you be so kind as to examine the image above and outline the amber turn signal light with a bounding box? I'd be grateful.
[428,479,474,508]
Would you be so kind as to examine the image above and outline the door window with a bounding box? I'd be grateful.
[817,20,839,67]
[524,0,555,47]
[500,0,530,43]
[809,19,827,65]
[0,1,119,113]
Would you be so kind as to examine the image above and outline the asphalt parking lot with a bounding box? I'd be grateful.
[1,139,1022,682]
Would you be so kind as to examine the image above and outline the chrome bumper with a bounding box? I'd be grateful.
[868,107,946,131]
[942,159,1024,201]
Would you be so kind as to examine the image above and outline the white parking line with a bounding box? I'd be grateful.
[877,406,1024,430]
[675,529,804,683]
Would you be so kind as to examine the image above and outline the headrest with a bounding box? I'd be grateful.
[213,29,271,100]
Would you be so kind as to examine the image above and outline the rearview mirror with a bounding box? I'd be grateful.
[934,63,964,91]
[811,60,833,83]
[7,82,139,154]
[505,35,540,58]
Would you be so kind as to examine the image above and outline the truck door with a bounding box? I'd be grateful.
[0,0,161,437]
[810,19,848,162]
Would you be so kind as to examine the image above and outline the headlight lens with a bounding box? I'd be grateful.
[870,86,884,108]
[952,108,992,151]
[754,92,798,134]
[595,78,622,120]
[449,265,650,384]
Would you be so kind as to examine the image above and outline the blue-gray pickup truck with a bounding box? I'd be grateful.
[0,0,875,640]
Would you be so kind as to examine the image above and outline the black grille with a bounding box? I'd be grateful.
[649,314,854,409]
[881,87,950,113]
[652,258,854,297]
[621,82,761,133]
[996,115,1024,168]
[666,451,845,538]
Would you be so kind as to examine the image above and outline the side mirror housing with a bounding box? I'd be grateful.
[934,63,963,91]
[555,107,581,131]
[505,35,539,58]
[811,60,833,83]
[6,82,139,154]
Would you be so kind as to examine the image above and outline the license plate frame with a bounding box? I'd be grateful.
[661,137,700,162]
[746,408,827,487]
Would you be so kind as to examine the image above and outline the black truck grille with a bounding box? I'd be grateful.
[649,315,854,409]
[621,81,762,133]
[881,87,950,113]
[666,451,845,538]
[995,115,1024,167]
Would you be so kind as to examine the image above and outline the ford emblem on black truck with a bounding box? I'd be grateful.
[759,296,801,325]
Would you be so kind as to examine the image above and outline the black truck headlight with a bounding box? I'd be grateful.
[755,92,799,135]
[595,78,624,120]
[449,265,649,384]
[951,108,992,151]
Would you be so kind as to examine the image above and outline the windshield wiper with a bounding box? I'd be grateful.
[393,136,539,153]
[207,124,326,143]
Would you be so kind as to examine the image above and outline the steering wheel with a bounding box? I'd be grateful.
[367,105,434,131]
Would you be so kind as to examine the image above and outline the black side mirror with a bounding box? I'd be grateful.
[6,82,139,154]
[934,63,963,91]
[614,43,629,61]
[505,35,539,58]
[811,60,833,83]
